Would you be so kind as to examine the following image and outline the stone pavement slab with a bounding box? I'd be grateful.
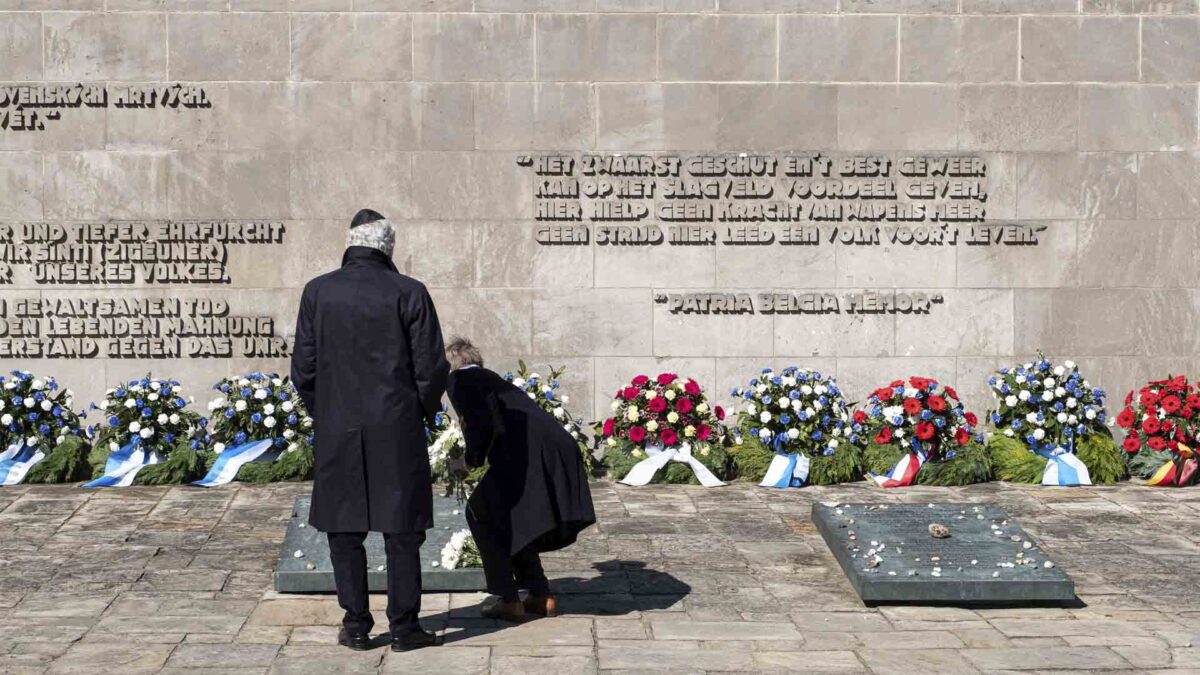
[0,481,1197,673]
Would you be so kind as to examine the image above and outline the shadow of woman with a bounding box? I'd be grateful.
[424,559,690,645]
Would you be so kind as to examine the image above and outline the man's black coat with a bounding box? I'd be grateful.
[448,366,596,556]
[291,246,449,533]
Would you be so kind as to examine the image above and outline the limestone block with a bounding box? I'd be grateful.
[714,238,835,288]
[1015,152,1137,220]
[537,13,656,82]
[843,0,957,10]
[0,13,42,80]
[534,289,653,356]
[44,12,166,81]
[1021,17,1139,82]
[222,220,344,291]
[291,13,412,82]
[348,83,421,151]
[167,151,290,219]
[107,83,227,152]
[1142,17,1200,81]
[0,151,42,219]
[393,221,475,288]
[774,305,896,358]
[780,16,897,83]
[1136,151,1200,218]
[717,84,838,151]
[473,222,594,289]
[956,221,1078,288]
[960,0,1078,13]
[168,13,289,81]
[428,288,533,356]
[716,0,834,10]
[289,150,414,221]
[901,16,1018,84]
[959,85,1078,151]
[596,83,718,151]
[895,289,1015,357]
[44,151,169,220]
[593,244,715,288]
[474,83,594,150]
[410,152,530,221]
[413,13,534,82]
[1076,220,1199,287]
[835,237,957,288]
[1083,0,1195,14]
[658,14,776,82]
[652,299,774,357]
[1078,85,1197,151]
[837,85,959,151]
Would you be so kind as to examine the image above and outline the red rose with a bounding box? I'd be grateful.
[660,429,678,446]
[874,427,893,444]
[1122,435,1141,453]
[915,422,935,440]
[1116,407,1136,429]
[684,380,701,396]
[1143,392,1160,407]
[1171,375,1188,392]
[623,386,640,401]
[1183,407,1195,420]
[903,398,923,415]
[955,427,969,446]
[648,397,667,413]
[675,397,693,414]
[910,376,936,391]
[632,374,650,386]
[1163,420,1175,435]
[927,396,947,412]
[1142,417,1161,435]
[602,418,615,436]
[1148,436,1168,451]
[965,412,978,427]
[853,410,867,425]
[944,386,959,400]
[629,426,646,443]
[1162,395,1183,414]
[714,406,725,421]
[657,373,677,386]
[875,388,894,402]
[696,424,711,441]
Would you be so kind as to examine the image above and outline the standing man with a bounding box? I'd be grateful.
[291,209,449,652]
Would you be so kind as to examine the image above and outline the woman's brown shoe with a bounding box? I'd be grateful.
[523,595,557,617]
[480,600,526,623]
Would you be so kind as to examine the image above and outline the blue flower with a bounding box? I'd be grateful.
[251,413,263,424]
[780,414,791,425]
[288,414,298,425]
[811,430,823,441]
[762,395,773,405]
[224,409,235,419]
[945,450,958,459]
[164,433,176,443]
[920,409,932,421]
[27,412,37,422]
[108,416,119,426]
[822,447,835,456]
[52,406,62,417]
[1012,420,1023,430]
[241,388,252,398]
[544,390,555,401]
[37,423,49,434]
[141,408,152,418]
[235,431,247,444]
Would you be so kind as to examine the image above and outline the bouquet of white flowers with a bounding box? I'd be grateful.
[85,376,207,487]
[0,371,89,485]
[196,373,315,486]
[426,404,474,501]
[436,529,482,570]
[503,362,594,474]
[728,367,865,487]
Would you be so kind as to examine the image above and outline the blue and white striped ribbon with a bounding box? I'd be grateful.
[193,439,278,487]
[0,442,45,487]
[759,453,811,488]
[83,440,159,488]
[1037,448,1091,486]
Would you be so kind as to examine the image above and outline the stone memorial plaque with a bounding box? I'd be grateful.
[813,503,1074,606]
[274,495,485,593]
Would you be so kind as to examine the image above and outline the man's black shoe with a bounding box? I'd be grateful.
[390,629,442,652]
[337,627,373,651]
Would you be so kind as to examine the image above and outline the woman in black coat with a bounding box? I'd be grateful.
[445,338,595,622]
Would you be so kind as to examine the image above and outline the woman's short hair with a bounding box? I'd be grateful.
[446,336,483,368]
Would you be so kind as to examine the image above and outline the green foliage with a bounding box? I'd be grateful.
[991,435,1047,483]
[87,442,110,478]
[1127,447,1176,479]
[22,436,92,484]
[1076,431,1125,484]
[810,443,864,485]
[865,441,991,486]
[459,535,483,568]
[131,442,207,485]
[231,446,315,484]
[728,441,774,483]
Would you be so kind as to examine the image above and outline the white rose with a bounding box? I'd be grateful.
[778,398,790,410]
[512,378,526,388]
[829,438,840,449]
[626,408,639,422]
[561,395,569,404]
[746,404,757,415]
[150,381,161,391]
[696,403,708,414]
[664,390,676,401]
[25,436,37,447]
[541,385,551,394]
[1085,408,1097,420]
[125,399,137,409]
[758,428,771,440]
[156,413,168,425]
[128,421,141,433]
[1067,415,1078,425]
[281,401,294,413]
[1064,360,1076,369]
[684,425,696,438]
[756,384,768,394]
[791,399,802,411]
[0,414,11,425]
[1025,412,1039,424]
[264,404,276,415]
[109,441,118,452]
[31,379,44,390]
[644,389,657,400]
[801,385,813,395]
[235,400,247,412]
[606,437,617,448]
[40,399,52,411]
[263,416,276,428]
[1018,390,1031,402]
[139,427,154,439]
[1054,387,1066,398]
[1056,412,1067,423]
[1043,378,1056,388]
[1033,428,1045,440]
[895,428,905,438]
[2,382,12,390]
[254,389,268,400]
[148,393,159,402]
[759,411,770,423]
[130,385,143,393]
[283,429,295,439]
[23,397,34,408]
[787,428,800,439]
[169,414,180,424]
[610,400,621,412]
[1015,375,1026,384]
[553,407,565,419]
[272,378,283,386]
[1066,397,1077,409]
[782,377,796,387]
[1041,391,1053,402]
[1004,395,1018,407]
[56,435,65,445]
[238,378,250,386]
[302,418,312,428]
[1004,428,1015,437]
[668,411,681,424]
[213,442,226,453]
[99,400,109,410]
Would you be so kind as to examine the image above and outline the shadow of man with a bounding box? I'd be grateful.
[421,559,691,645]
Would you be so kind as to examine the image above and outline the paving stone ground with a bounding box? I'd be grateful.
[1,481,1198,674]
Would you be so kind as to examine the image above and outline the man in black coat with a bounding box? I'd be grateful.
[445,338,596,622]
[290,209,449,652]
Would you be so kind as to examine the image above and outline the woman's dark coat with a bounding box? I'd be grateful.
[291,246,449,533]
[448,366,596,556]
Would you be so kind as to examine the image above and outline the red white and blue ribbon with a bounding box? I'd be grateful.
[193,439,278,487]
[83,440,159,488]
[1037,447,1091,486]
[870,439,927,488]
[0,442,45,487]
[760,453,810,488]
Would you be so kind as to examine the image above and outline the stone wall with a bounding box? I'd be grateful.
[2,0,1199,425]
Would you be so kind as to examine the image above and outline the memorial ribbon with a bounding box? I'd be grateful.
[193,439,278,487]
[869,438,927,488]
[619,443,726,488]
[1035,444,1091,486]
[0,442,45,487]
[1147,445,1198,487]
[82,440,159,488]
[759,453,811,488]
